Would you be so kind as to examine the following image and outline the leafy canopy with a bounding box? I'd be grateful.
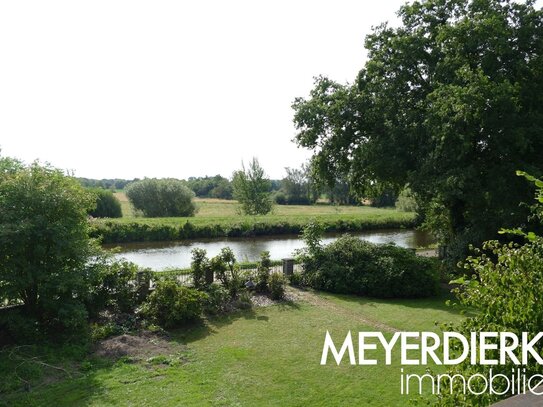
[293,0,543,261]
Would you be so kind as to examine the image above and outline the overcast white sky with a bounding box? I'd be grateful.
[0,0,406,180]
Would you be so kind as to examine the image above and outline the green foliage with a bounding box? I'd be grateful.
[78,177,136,190]
[89,188,122,218]
[190,248,209,289]
[273,190,288,205]
[140,280,206,328]
[0,152,23,180]
[202,283,230,315]
[208,247,242,298]
[441,172,543,405]
[268,272,286,300]
[395,187,418,212]
[293,0,543,265]
[86,259,148,317]
[0,162,96,337]
[281,165,317,205]
[186,175,233,199]
[370,189,397,208]
[232,158,273,215]
[288,271,303,287]
[298,232,439,298]
[90,203,416,243]
[125,178,196,217]
[441,238,543,405]
[256,251,272,292]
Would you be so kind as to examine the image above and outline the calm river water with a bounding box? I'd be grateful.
[107,229,433,270]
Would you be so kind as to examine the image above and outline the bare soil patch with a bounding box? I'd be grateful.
[94,331,181,360]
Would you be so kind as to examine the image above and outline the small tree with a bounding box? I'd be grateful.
[125,178,196,217]
[89,188,122,218]
[0,162,96,336]
[232,158,272,215]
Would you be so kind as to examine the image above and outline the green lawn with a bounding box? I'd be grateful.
[1,289,465,406]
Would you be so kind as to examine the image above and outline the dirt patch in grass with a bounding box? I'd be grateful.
[94,331,182,360]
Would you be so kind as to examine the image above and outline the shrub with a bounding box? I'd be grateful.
[256,251,272,292]
[209,247,242,297]
[125,178,196,217]
[86,260,148,317]
[288,271,303,287]
[395,187,418,212]
[88,188,122,218]
[298,231,439,298]
[140,280,206,328]
[268,272,286,300]
[235,290,253,309]
[439,172,543,406]
[202,283,230,315]
[190,248,209,289]
[274,191,287,205]
[0,162,96,338]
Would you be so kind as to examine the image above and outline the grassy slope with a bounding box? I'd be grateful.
[2,290,464,407]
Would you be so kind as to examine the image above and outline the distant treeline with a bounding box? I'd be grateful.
[78,178,138,190]
[78,174,401,208]
[77,175,281,201]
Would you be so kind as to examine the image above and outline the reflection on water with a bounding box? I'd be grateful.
[106,229,434,270]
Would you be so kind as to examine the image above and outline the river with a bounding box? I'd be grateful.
[106,229,433,270]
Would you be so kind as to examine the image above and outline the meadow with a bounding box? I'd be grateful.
[90,194,417,243]
[0,289,464,407]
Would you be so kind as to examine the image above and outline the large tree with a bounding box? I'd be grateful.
[293,0,543,262]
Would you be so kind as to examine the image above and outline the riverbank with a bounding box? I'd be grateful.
[91,197,417,243]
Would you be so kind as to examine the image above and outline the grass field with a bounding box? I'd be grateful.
[0,289,464,406]
[115,193,411,220]
[91,195,417,243]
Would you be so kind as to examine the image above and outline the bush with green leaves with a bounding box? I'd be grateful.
[0,161,97,338]
[297,225,439,298]
[86,259,150,317]
[203,283,230,315]
[256,251,272,292]
[208,247,243,297]
[190,248,209,289]
[288,271,303,287]
[140,280,206,328]
[437,238,543,406]
[88,188,122,218]
[439,172,543,406]
[268,272,286,300]
[125,178,196,217]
